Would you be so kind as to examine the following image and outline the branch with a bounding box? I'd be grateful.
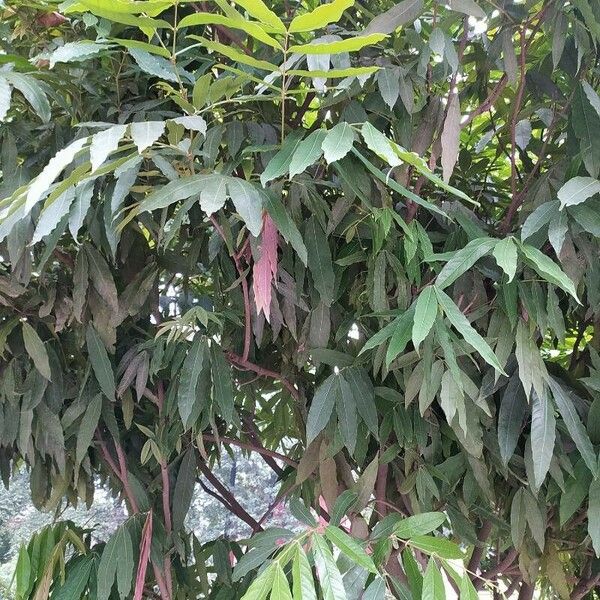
[474,548,518,591]
[202,433,298,468]
[227,352,300,401]
[467,519,493,582]
[197,458,264,532]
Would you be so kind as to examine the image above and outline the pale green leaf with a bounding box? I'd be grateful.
[226,178,263,237]
[289,34,386,55]
[493,237,518,282]
[557,176,600,208]
[289,0,354,33]
[130,121,165,153]
[322,122,355,164]
[289,129,327,178]
[394,512,446,538]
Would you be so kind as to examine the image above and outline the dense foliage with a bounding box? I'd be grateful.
[1,0,600,598]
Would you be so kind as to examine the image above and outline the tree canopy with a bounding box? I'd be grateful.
[0,0,600,598]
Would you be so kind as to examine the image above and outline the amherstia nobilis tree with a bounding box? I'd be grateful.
[0,0,600,598]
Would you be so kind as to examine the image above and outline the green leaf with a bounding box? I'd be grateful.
[548,377,599,477]
[557,176,600,208]
[289,0,354,33]
[189,36,280,72]
[520,243,579,299]
[226,178,264,237]
[97,525,133,600]
[263,192,308,265]
[386,307,415,366]
[306,374,339,444]
[22,321,51,381]
[531,391,556,489]
[568,200,600,236]
[493,237,518,282]
[0,76,10,122]
[498,376,527,466]
[435,288,505,374]
[447,0,486,18]
[211,344,235,424]
[231,0,285,33]
[241,562,277,600]
[422,560,445,600]
[364,0,424,35]
[322,122,355,164]
[394,513,446,539]
[363,577,386,600]
[412,286,438,351]
[199,173,228,215]
[292,545,317,600]
[90,124,127,172]
[572,83,600,178]
[459,573,478,600]
[361,121,401,166]
[76,393,102,467]
[289,129,327,178]
[130,120,165,153]
[178,336,208,427]
[305,216,335,305]
[31,188,75,245]
[410,536,463,559]
[138,174,209,212]
[15,545,31,600]
[343,367,379,437]
[337,375,358,453]
[179,13,283,49]
[352,149,447,218]
[173,448,197,531]
[324,526,377,572]
[53,556,94,600]
[271,563,293,600]
[289,34,387,55]
[435,237,496,289]
[3,72,51,123]
[521,200,558,241]
[589,477,600,557]
[261,130,305,186]
[26,137,88,211]
[312,534,347,600]
[86,324,115,401]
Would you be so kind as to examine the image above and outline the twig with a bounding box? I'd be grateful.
[227,352,299,400]
[202,433,298,468]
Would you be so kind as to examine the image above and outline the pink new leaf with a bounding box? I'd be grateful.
[253,213,278,322]
[134,510,153,600]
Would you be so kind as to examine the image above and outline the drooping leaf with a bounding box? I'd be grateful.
[86,324,115,401]
[412,286,438,352]
[22,321,51,381]
[305,216,335,306]
[435,288,505,373]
